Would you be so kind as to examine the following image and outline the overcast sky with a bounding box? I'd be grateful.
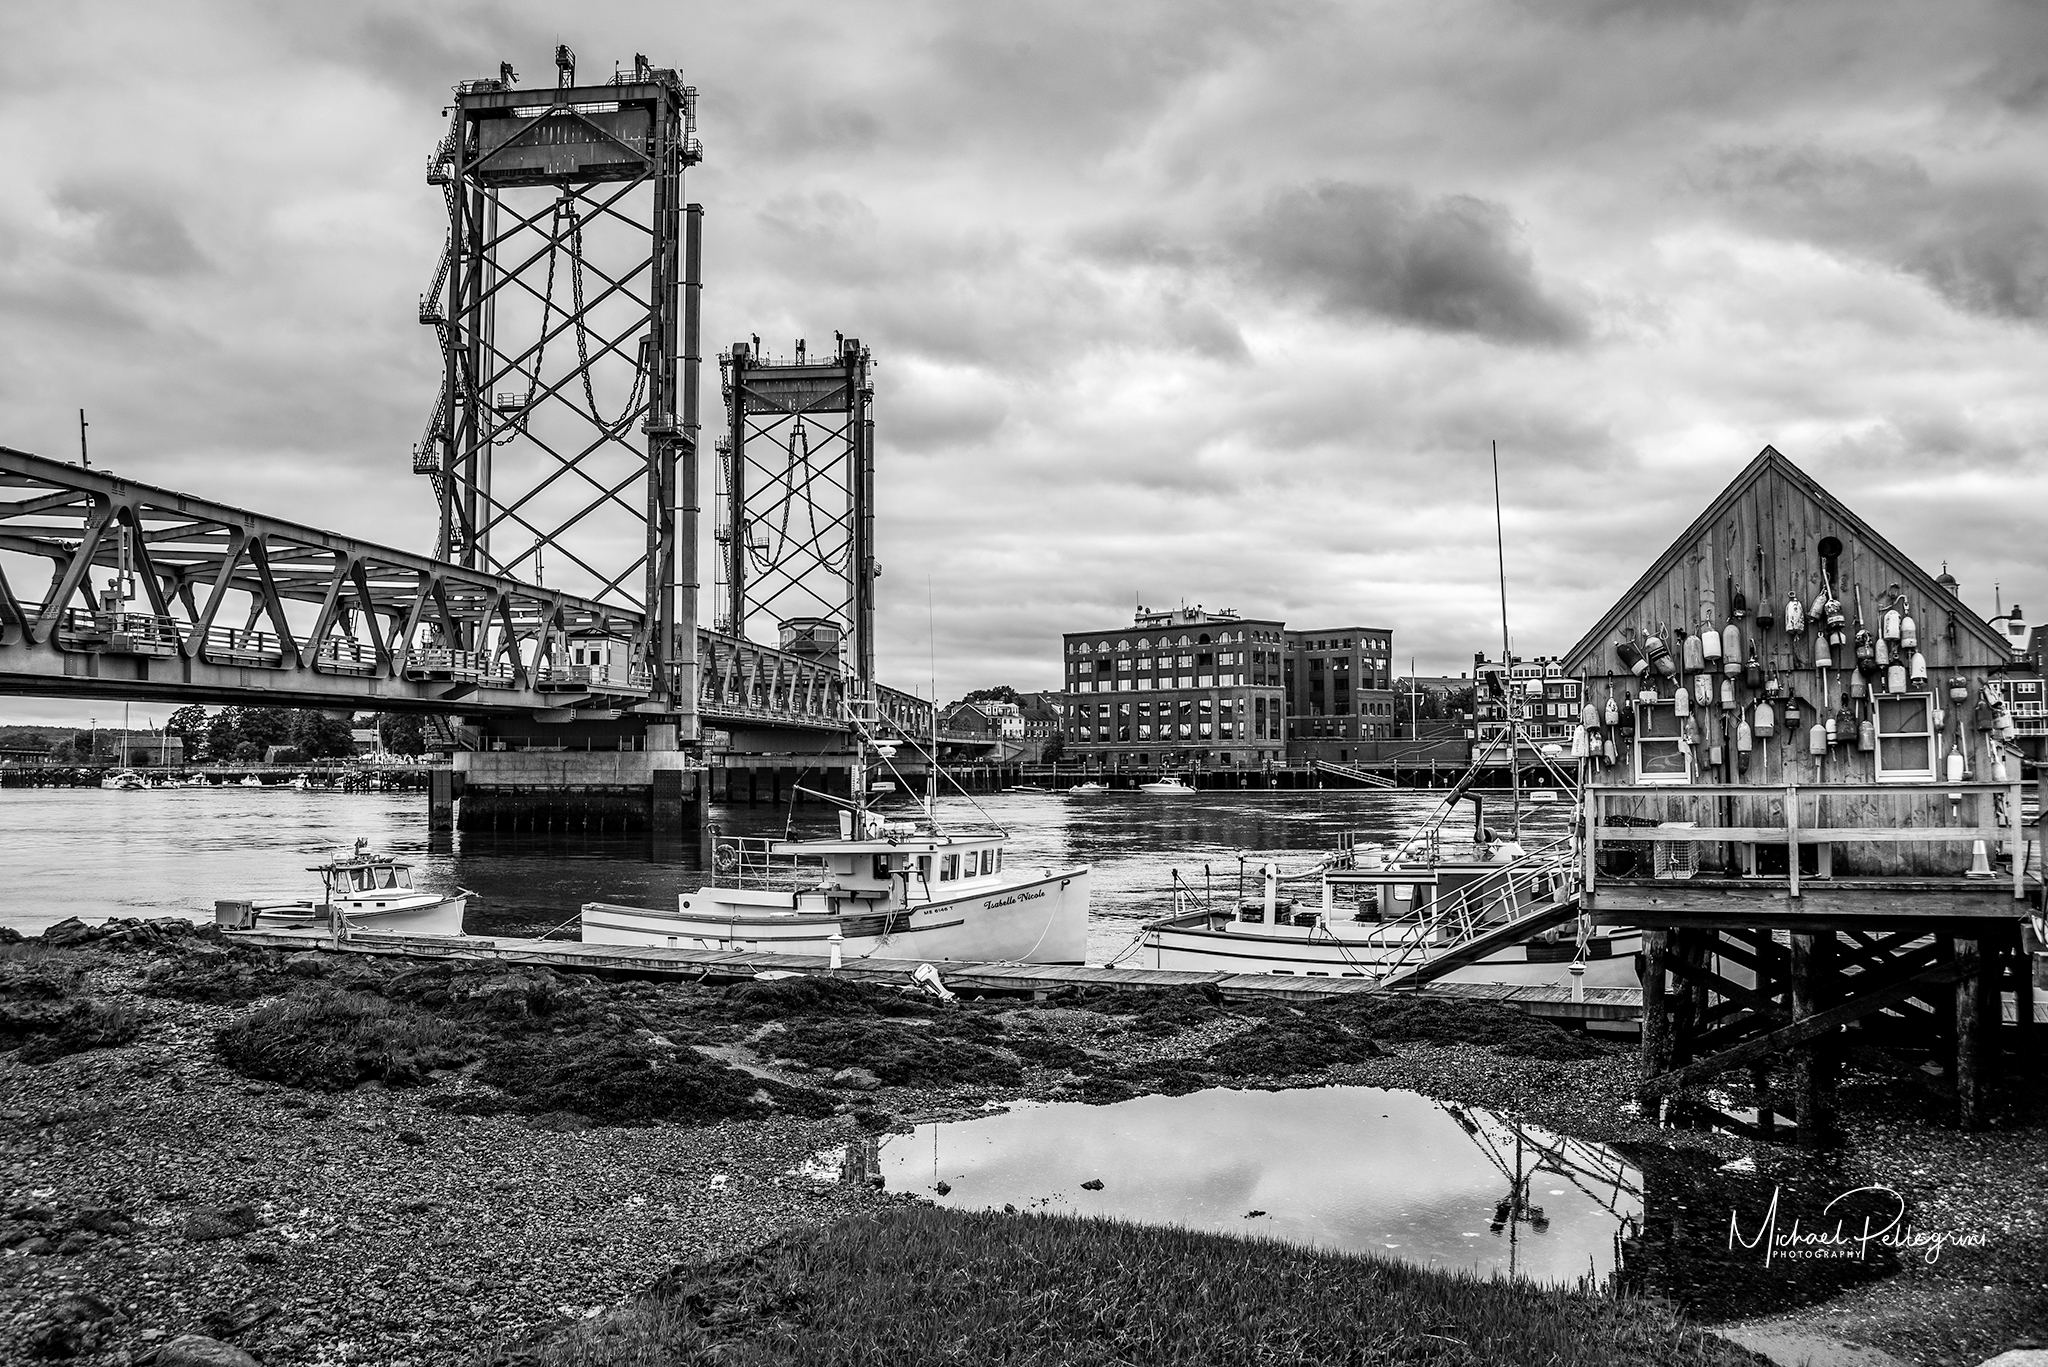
[4,0,2046,727]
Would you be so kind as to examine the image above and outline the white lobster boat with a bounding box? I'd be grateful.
[214,840,471,937]
[581,713,1091,965]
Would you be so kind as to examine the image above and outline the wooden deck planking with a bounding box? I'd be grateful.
[221,928,1641,1021]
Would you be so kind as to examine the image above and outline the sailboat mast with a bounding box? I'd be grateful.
[1492,441,1520,840]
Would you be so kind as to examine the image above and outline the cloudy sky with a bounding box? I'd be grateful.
[4,0,2047,725]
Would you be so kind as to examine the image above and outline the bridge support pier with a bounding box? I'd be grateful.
[429,768,458,833]
[453,751,702,836]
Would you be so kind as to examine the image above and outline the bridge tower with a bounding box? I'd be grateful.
[416,47,703,731]
[716,339,877,695]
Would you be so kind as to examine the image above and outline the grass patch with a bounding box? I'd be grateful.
[214,989,476,1090]
[512,1205,1761,1367]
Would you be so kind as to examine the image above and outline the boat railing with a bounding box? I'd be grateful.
[709,834,828,889]
[55,609,183,657]
[1329,838,1579,984]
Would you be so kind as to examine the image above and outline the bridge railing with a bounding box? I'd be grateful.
[54,609,183,658]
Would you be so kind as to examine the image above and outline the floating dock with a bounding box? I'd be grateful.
[222,927,1642,1025]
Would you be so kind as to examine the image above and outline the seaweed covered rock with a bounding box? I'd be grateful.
[1318,994,1601,1062]
[1204,1016,1382,1077]
[144,945,296,1004]
[477,1037,834,1126]
[214,989,476,1090]
[770,1017,1021,1090]
[0,955,144,1063]
[720,974,939,1022]
[1065,983,1229,1037]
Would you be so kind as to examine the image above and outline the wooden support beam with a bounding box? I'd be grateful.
[1642,956,1962,1102]
[1956,938,1986,1130]
[1641,929,1672,1078]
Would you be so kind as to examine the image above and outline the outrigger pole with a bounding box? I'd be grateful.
[1492,441,1520,840]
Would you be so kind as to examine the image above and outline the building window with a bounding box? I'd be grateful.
[1634,698,1690,785]
[1875,694,1936,782]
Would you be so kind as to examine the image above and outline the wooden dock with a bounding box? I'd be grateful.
[222,927,1642,1024]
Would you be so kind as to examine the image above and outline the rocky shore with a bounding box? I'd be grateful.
[1,919,2041,1366]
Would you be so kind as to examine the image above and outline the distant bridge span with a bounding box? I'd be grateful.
[0,446,931,738]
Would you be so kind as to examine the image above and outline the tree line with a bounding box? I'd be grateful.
[10,707,429,765]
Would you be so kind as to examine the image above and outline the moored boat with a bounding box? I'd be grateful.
[214,839,470,936]
[1138,775,1194,794]
[1067,780,1108,795]
[582,709,1090,965]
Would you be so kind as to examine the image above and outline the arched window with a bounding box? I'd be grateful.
[1197,633,1211,644]
[1116,639,1130,651]
[1137,637,1150,649]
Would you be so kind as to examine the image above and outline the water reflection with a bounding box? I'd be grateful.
[817,1087,1642,1289]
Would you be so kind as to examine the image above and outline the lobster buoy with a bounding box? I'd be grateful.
[1757,597,1776,632]
[1815,639,1833,670]
[1581,701,1600,729]
[1682,630,1704,673]
[1784,594,1805,635]
[1753,700,1774,738]
[1764,672,1784,701]
[1824,596,1847,633]
[1887,663,1907,694]
[1736,718,1754,751]
[1723,622,1742,676]
[1882,605,1902,644]
[1855,630,1877,673]
[1736,745,1751,774]
[1570,725,1590,760]
[1900,611,1917,649]
[1946,740,1965,783]
[1708,743,1723,766]
[1824,711,1839,746]
[1694,672,1714,704]
[1858,718,1875,752]
[1615,637,1648,680]
[1933,706,1945,732]
[1701,625,1723,665]
[1720,678,1736,709]
[1811,590,1829,626]
[1732,584,1747,620]
[1809,721,1828,756]
[1785,695,1802,728]
[1603,735,1617,763]
[1992,747,2010,783]
[1674,685,1691,717]
[1908,648,1929,687]
[1850,673,1867,700]
[1744,649,1762,690]
[1604,694,1619,726]
[1645,631,1676,677]
[1875,637,1891,669]
[1996,703,2016,743]
[1948,677,1969,705]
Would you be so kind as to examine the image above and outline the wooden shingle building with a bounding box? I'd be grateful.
[1561,447,2038,1143]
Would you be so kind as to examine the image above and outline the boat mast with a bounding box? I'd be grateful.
[1492,441,1520,840]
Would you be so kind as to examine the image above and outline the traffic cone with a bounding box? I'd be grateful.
[1964,840,1994,879]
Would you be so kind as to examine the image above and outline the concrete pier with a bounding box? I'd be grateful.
[453,748,703,835]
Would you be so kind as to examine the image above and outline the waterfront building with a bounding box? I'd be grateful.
[1061,605,1289,770]
[1472,654,1581,751]
[1281,624,1399,764]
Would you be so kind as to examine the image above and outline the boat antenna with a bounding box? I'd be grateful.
[926,576,939,819]
[1492,440,1520,840]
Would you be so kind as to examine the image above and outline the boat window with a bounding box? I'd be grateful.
[918,855,933,884]
[377,868,399,889]
[940,854,958,881]
[351,869,373,892]
[873,856,890,881]
[994,848,1003,872]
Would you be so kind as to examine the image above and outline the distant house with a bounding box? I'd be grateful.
[941,703,998,740]
[113,733,184,767]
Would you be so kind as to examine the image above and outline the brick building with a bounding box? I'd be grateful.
[1062,606,1289,769]
[1282,624,1399,764]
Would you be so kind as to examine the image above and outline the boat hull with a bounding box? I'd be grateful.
[249,895,470,937]
[1140,916,1643,989]
[582,867,1090,965]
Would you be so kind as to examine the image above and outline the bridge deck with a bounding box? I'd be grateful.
[222,927,1642,1021]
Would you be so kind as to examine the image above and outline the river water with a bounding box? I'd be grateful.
[0,783,1569,958]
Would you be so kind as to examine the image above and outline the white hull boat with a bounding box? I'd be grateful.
[583,708,1091,966]
[1067,781,1108,795]
[1139,776,1194,794]
[216,839,470,937]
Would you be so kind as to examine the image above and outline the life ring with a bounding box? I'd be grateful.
[713,845,739,872]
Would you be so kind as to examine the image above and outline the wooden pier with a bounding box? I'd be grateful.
[221,926,1642,1024]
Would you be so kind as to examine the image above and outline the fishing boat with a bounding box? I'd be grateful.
[239,774,264,788]
[1067,780,1108,795]
[100,771,145,791]
[1138,775,1194,794]
[582,706,1090,964]
[213,839,470,936]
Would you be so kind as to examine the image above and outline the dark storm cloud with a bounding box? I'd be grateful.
[1694,143,2048,322]
[1233,183,1587,345]
[52,183,208,278]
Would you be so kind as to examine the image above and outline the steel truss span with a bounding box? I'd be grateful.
[718,339,876,689]
[0,445,933,734]
[417,51,703,723]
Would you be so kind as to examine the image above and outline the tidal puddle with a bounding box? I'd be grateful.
[809,1086,1643,1289]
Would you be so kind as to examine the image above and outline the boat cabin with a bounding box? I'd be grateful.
[686,816,1009,917]
[1564,447,2034,915]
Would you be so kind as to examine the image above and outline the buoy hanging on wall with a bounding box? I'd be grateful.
[1570,725,1590,759]
[1887,663,1907,694]
[1784,594,1805,635]
[1753,700,1774,738]
[1900,610,1917,649]
[1736,718,1754,752]
[1645,630,1676,677]
[1723,622,1742,676]
[1674,685,1690,717]
[1858,718,1875,752]
[1682,629,1704,673]
[1615,637,1648,680]
[1720,678,1736,709]
[1701,624,1722,665]
[1809,721,1828,756]
[1946,740,1965,783]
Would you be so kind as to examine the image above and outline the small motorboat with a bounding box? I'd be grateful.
[1139,775,1194,794]
[239,775,264,788]
[215,839,470,937]
[289,774,311,791]
[1067,781,1109,795]
[100,771,146,791]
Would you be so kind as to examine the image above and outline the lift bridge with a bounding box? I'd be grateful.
[0,51,932,831]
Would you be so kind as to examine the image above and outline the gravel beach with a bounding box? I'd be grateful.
[1,922,2040,1367]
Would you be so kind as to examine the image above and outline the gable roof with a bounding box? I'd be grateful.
[1562,445,2008,674]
